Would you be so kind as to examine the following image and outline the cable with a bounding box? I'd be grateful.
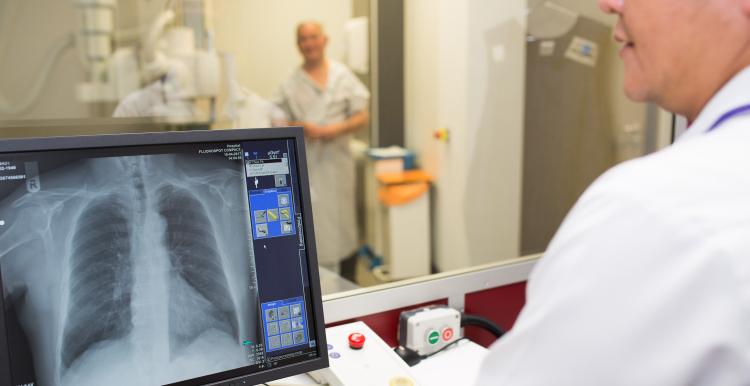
[394,338,468,367]
[394,310,507,367]
[461,314,505,338]
[420,337,467,359]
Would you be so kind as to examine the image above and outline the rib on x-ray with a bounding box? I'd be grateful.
[61,195,135,370]
[0,153,259,386]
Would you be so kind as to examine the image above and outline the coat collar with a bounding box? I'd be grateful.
[678,65,750,142]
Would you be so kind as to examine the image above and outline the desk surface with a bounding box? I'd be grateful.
[411,339,487,385]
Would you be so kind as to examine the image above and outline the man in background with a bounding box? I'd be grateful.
[275,21,370,274]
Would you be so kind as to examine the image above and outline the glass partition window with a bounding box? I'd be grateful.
[0,0,671,297]
[401,0,671,276]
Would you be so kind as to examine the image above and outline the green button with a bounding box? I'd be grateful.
[427,330,440,345]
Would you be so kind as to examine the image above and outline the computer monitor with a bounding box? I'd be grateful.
[0,127,328,386]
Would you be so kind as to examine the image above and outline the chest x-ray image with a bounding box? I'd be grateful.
[0,151,260,386]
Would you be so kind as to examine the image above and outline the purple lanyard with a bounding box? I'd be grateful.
[707,104,750,132]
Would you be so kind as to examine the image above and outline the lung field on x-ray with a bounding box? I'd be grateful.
[157,184,240,358]
[61,194,135,370]
[0,153,258,386]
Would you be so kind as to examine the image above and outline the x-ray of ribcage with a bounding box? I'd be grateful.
[0,154,259,386]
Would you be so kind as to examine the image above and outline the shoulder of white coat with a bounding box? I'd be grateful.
[113,82,162,117]
[581,143,697,211]
[530,147,709,296]
[578,129,750,238]
[538,145,697,258]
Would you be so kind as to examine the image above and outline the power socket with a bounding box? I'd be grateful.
[398,306,461,356]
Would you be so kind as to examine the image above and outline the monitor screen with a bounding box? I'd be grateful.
[0,128,327,386]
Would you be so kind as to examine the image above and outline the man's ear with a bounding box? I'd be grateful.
[742,0,750,17]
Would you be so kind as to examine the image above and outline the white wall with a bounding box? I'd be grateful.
[464,1,527,267]
[405,0,526,271]
[212,0,353,100]
[0,0,91,120]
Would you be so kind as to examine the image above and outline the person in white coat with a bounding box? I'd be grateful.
[113,59,197,119]
[274,21,370,273]
[478,0,750,385]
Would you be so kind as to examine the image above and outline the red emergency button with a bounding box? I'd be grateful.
[441,328,454,341]
[348,332,366,350]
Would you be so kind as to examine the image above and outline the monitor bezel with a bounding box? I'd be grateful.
[0,127,329,386]
[0,271,9,386]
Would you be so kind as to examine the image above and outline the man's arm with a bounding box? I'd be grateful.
[292,110,369,140]
[271,84,295,127]
[326,109,369,136]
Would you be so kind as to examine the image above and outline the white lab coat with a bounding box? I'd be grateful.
[477,66,750,385]
[274,60,370,267]
[223,85,286,128]
[113,80,196,118]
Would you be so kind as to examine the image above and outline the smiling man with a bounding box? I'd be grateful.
[274,21,370,274]
[477,1,750,385]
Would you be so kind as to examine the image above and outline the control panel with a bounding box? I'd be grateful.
[398,306,462,356]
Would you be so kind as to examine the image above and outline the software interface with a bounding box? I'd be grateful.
[0,138,319,386]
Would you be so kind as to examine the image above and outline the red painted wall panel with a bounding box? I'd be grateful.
[327,300,448,347]
[463,282,527,347]
[324,282,527,349]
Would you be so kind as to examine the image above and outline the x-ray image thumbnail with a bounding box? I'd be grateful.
[0,152,260,386]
